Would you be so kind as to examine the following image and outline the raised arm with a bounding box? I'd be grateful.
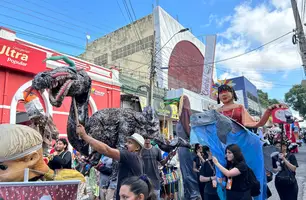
[212,156,241,177]
[76,124,120,161]
[243,104,287,128]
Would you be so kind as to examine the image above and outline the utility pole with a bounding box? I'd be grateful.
[148,31,156,106]
[291,0,306,76]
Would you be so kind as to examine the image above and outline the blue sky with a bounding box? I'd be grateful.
[0,0,304,100]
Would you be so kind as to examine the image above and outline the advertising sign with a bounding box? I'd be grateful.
[0,181,79,200]
[91,88,105,96]
[0,38,46,74]
[153,100,172,118]
[201,35,216,96]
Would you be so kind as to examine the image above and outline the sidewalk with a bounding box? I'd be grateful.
[267,144,306,200]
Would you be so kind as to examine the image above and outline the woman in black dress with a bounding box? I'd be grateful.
[212,144,251,200]
[273,140,299,200]
[199,146,220,200]
[193,144,206,199]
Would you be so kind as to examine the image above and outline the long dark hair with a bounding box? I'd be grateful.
[217,84,238,104]
[194,143,201,154]
[226,144,245,166]
[121,175,156,200]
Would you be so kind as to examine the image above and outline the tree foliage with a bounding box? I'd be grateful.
[257,89,279,108]
[285,84,306,117]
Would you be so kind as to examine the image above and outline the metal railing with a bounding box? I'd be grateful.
[119,74,166,99]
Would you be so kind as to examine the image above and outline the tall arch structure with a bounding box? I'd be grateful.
[168,40,204,93]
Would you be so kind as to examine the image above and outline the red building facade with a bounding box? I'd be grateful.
[0,27,121,135]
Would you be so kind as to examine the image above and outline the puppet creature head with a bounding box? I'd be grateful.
[29,56,91,108]
[0,124,48,182]
[217,84,238,104]
[212,80,237,104]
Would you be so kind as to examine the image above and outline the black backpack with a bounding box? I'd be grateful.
[247,167,261,197]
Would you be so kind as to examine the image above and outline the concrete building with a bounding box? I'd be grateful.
[80,6,218,138]
[228,76,261,116]
[79,14,154,85]
[80,6,216,95]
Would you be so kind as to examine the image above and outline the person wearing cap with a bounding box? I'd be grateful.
[76,124,144,200]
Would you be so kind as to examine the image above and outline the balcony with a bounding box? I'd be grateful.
[119,74,166,99]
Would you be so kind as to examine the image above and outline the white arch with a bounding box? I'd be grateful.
[10,80,98,124]
[10,80,53,124]
[89,96,98,113]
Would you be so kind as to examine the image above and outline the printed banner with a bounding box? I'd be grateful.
[201,35,217,96]
[0,181,79,200]
[0,38,46,74]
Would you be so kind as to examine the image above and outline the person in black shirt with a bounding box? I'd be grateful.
[199,146,220,200]
[272,140,299,200]
[76,124,144,200]
[193,144,206,199]
[48,138,72,170]
[213,144,251,200]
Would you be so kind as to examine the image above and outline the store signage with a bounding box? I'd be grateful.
[0,38,46,74]
[91,88,105,96]
[169,104,179,119]
[154,101,172,118]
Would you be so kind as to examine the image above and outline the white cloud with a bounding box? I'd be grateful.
[216,15,232,27]
[214,0,303,90]
[201,14,217,28]
[271,0,291,10]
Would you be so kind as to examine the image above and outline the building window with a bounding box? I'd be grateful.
[111,35,154,61]
[94,54,108,66]
[247,91,259,102]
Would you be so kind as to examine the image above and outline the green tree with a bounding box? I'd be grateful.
[257,90,279,108]
[285,84,306,117]
[268,98,280,105]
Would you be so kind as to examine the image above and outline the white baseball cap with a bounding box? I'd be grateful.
[127,133,145,148]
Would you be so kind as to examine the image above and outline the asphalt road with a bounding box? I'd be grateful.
[267,144,306,200]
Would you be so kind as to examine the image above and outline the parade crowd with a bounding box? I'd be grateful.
[43,82,302,200]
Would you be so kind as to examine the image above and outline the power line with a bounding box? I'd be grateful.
[130,30,294,75]
[120,0,152,70]
[23,0,114,32]
[0,13,86,41]
[0,2,90,37]
[2,22,297,88]
[171,31,294,68]
[116,0,129,23]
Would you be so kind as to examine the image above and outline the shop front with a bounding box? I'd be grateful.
[166,88,218,113]
[0,27,121,136]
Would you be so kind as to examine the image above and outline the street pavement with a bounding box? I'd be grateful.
[267,144,306,200]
